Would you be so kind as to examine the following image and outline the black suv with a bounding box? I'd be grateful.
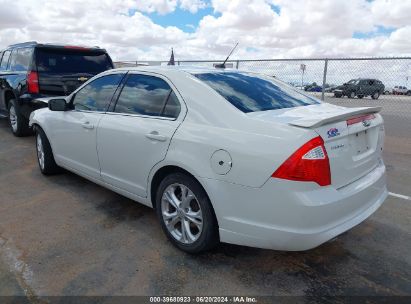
[334,78,385,100]
[0,42,114,136]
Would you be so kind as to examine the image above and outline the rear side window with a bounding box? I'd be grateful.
[0,50,11,70]
[72,74,123,112]
[36,49,113,74]
[10,48,33,71]
[195,72,319,113]
[114,74,181,118]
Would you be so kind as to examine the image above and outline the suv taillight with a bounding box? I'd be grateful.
[27,71,39,94]
[272,136,331,186]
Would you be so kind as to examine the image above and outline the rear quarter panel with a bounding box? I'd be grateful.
[164,119,315,188]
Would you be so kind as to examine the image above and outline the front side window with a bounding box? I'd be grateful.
[195,72,319,113]
[10,48,33,72]
[0,50,11,70]
[72,74,123,111]
[114,74,181,118]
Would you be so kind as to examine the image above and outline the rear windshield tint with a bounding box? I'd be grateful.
[194,72,320,113]
[35,48,112,73]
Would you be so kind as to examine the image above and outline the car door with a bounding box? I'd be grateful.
[356,79,366,95]
[368,79,376,95]
[97,72,185,197]
[48,72,125,180]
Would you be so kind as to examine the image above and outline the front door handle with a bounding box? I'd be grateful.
[145,131,167,142]
[82,121,94,129]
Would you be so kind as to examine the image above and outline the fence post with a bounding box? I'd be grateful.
[236,60,239,69]
[321,59,328,101]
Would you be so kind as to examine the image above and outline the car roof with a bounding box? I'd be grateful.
[112,65,255,77]
[2,41,106,52]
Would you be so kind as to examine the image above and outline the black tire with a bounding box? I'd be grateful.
[35,127,60,175]
[407,91,411,96]
[8,99,31,137]
[155,172,219,253]
[349,91,356,99]
[371,92,380,100]
[357,95,364,99]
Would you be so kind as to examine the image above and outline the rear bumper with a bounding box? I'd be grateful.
[200,161,387,251]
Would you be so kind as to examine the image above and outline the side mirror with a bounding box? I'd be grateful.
[48,99,68,111]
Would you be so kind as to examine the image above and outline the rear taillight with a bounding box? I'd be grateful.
[27,71,39,94]
[272,136,331,186]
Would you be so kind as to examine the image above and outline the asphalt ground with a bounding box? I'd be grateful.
[0,95,410,301]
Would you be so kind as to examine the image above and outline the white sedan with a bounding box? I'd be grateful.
[30,67,387,253]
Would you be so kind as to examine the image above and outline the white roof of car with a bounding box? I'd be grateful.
[113,65,244,76]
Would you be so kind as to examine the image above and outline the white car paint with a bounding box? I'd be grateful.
[30,66,387,251]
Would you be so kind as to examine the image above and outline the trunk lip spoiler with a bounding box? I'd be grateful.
[289,106,382,128]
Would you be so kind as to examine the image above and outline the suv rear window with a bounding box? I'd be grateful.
[35,48,112,73]
[195,72,320,113]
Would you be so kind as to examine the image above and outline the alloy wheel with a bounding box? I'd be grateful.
[36,134,45,170]
[161,183,203,244]
[9,106,18,132]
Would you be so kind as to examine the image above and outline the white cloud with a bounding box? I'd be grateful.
[179,0,208,13]
[0,0,410,61]
[371,0,411,28]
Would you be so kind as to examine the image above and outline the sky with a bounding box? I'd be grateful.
[0,0,411,61]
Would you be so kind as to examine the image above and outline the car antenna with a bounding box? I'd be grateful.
[215,42,239,69]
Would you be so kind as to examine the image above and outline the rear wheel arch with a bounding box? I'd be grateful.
[4,90,16,110]
[150,166,214,214]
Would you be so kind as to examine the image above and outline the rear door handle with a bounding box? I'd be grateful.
[82,121,94,129]
[145,131,167,142]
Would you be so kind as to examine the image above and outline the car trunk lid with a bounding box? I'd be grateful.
[247,103,385,188]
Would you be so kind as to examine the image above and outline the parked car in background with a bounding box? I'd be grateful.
[0,41,114,136]
[334,78,385,100]
[324,85,337,93]
[304,82,322,92]
[392,86,411,95]
[294,85,306,90]
[30,67,387,253]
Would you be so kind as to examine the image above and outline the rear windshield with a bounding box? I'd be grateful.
[35,48,113,73]
[194,72,320,113]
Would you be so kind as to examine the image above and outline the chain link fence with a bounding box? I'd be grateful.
[115,57,411,151]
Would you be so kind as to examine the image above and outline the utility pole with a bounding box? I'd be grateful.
[300,64,306,88]
[321,59,328,101]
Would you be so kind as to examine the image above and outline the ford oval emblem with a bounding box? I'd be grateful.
[362,120,371,127]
